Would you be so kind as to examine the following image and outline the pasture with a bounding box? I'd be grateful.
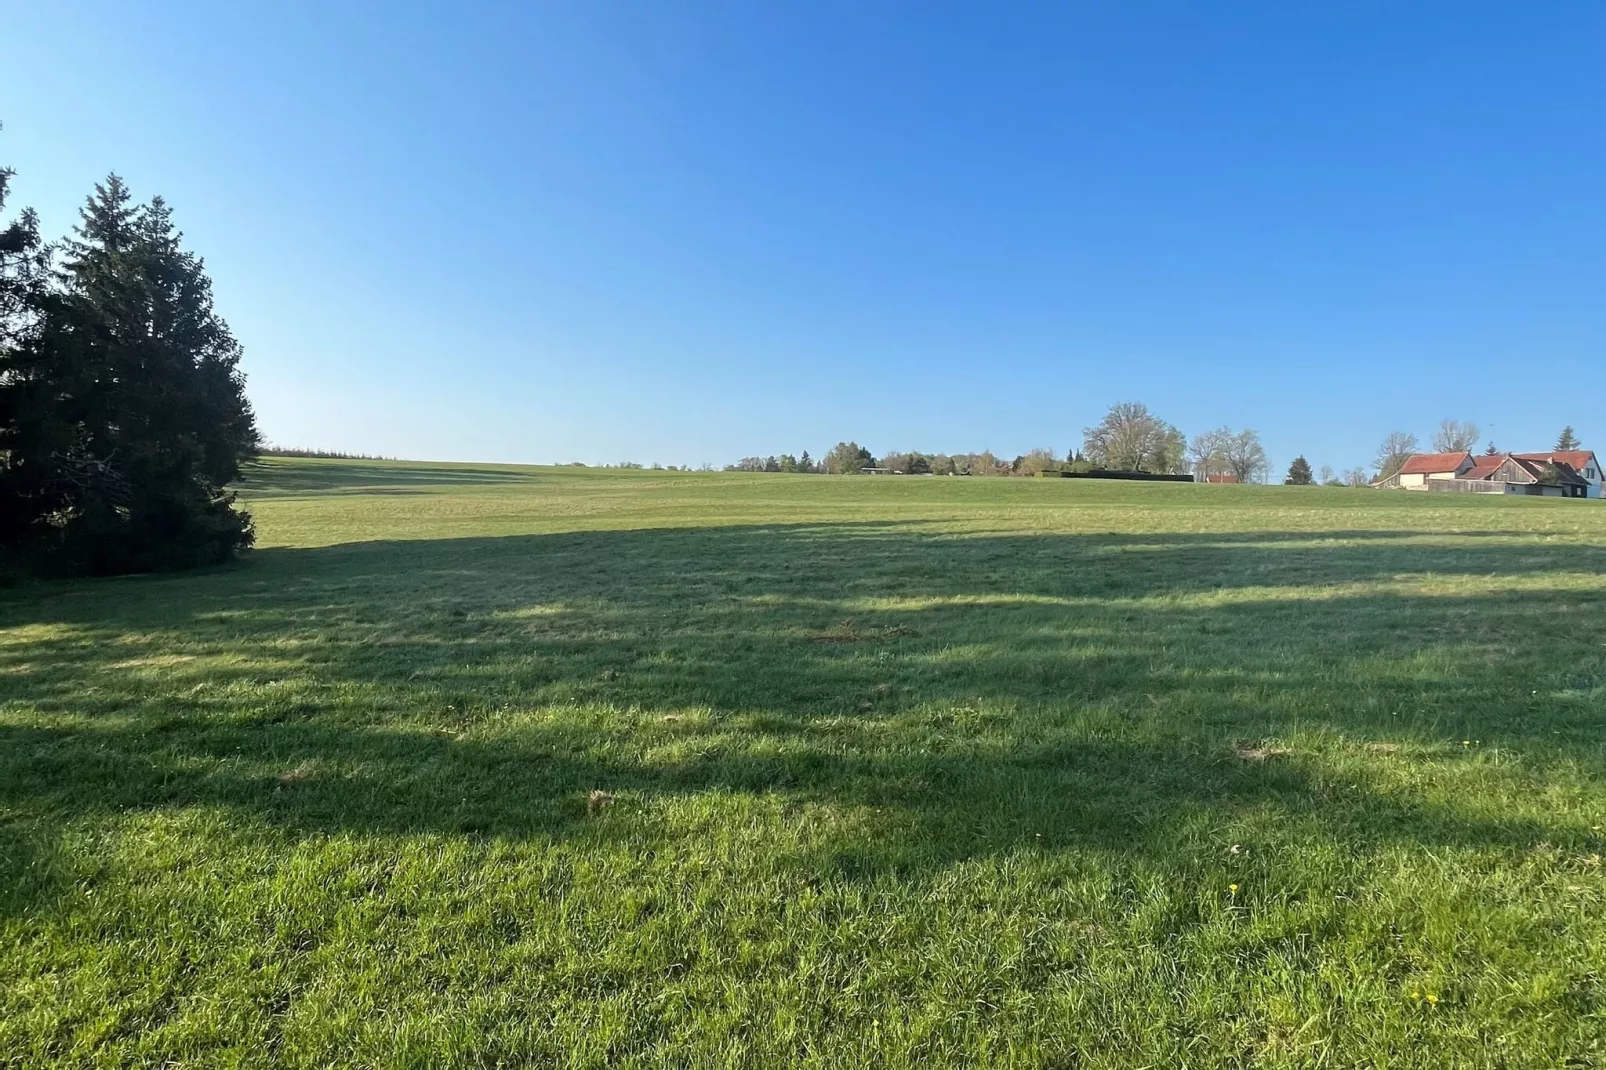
[3,459,1605,1067]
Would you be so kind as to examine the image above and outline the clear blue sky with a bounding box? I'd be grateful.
[4,2,1603,473]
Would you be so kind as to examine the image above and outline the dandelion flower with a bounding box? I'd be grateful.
[1228,883,1239,894]
[1425,993,1439,1005]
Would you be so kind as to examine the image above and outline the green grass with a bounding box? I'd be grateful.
[4,458,1606,1067]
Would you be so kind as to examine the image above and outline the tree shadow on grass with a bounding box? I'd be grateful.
[237,460,550,497]
[2,522,1605,913]
[0,712,1575,897]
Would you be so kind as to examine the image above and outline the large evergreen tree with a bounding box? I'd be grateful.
[0,175,259,575]
[1284,455,1314,485]
[1557,426,1581,451]
[0,144,51,556]
[0,140,47,357]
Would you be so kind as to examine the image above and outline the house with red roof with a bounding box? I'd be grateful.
[1385,451,1474,488]
[1376,450,1593,498]
[1513,451,1603,499]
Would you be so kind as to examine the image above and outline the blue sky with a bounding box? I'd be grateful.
[3,2,1603,473]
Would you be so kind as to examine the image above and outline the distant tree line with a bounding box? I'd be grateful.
[561,461,713,471]
[2,132,259,578]
[723,403,1277,482]
[259,446,394,460]
[728,444,1070,477]
[726,450,818,473]
[725,408,1593,490]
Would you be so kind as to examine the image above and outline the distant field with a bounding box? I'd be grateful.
[4,458,1605,1067]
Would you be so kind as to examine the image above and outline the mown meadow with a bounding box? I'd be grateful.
[3,459,1605,1067]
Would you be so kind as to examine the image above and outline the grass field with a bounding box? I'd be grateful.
[4,459,1606,1067]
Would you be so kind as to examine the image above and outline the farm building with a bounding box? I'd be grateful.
[1375,451,1593,497]
[1380,451,1475,488]
[1512,451,1603,498]
[1202,474,1239,484]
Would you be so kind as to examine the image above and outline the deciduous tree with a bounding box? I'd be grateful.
[955,451,1006,476]
[1013,447,1059,476]
[1374,431,1419,479]
[1082,402,1183,473]
[1222,429,1269,483]
[1187,430,1228,481]
[1158,425,1188,475]
[1432,419,1480,454]
[1189,427,1266,482]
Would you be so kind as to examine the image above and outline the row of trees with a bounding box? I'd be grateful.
[727,409,1590,488]
[729,444,1138,477]
[725,443,989,475]
[1079,404,1276,482]
[1,134,259,576]
[726,404,1276,482]
[1285,458,1371,487]
[726,451,818,473]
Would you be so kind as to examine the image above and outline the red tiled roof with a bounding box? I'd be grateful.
[1533,458,1590,486]
[1514,451,1596,471]
[1398,452,1470,475]
[1465,454,1590,486]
